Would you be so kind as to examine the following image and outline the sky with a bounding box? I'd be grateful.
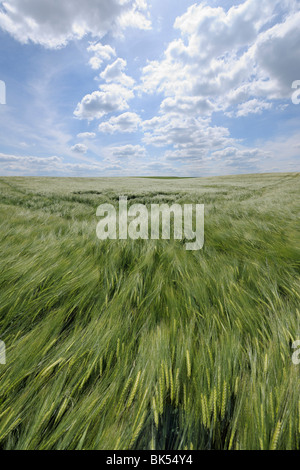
[0,0,299,177]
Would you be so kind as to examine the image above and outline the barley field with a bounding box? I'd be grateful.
[0,173,299,450]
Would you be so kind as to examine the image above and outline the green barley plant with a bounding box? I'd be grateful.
[0,173,299,450]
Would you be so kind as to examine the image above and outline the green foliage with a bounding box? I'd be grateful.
[0,173,299,450]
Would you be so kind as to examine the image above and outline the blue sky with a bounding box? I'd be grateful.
[0,0,299,176]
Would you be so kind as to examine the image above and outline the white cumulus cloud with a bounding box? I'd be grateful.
[74,84,134,120]
[76,132,96,139]
[99,112,141,134]
[87,42,116,70]
[0,0,151,48]
[107,144,146,159]
[100,58,135,87]
[142,0,300,112]
[71,143,88,154]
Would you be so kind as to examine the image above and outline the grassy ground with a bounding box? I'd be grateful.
[0,173,299,450]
